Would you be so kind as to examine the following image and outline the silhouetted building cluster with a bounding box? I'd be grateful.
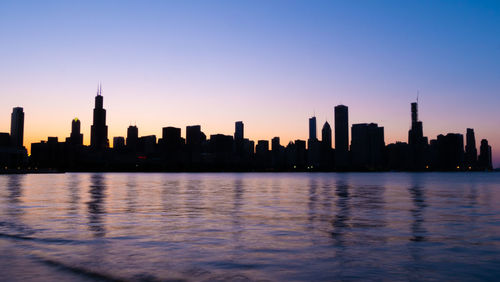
[0,107,28,170]
[1,85,495,172]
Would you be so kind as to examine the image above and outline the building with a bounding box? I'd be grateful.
[309,116,317,142]
[465,128,477,169]
[90,84,108,150]
[431,133,464,170]
[350,123,385,170]
[335,105,349,169]
[113,137,125,149]
[321,121,332,149]
[10,107,24,148]
[255,140,270,168]
[235,121,244,141]
[320,121,333,169]
[161,127,183,161]
[186,125,204,146]
[408,101,428,169]
[126,125,139,151]
[68,118,83,146]
[478,139,492,170]
[138,135,157,155]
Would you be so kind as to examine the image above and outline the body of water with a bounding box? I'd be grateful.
[0,173,499,281]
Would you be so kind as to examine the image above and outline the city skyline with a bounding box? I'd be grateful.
[1,85,498,168]
[0,88,493,172]
[1,1,499,167]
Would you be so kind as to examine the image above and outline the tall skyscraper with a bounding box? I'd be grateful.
[69,118,83,145]
[10,107,24,148]
[309,116,317,141]
[335,105,348,168]
[90,84,108,150]
[465,128,477,168]
[409,102,424,145]
[126,125,139,150]
[271,137,281,151]
[321,121,332,149]
[235,121,244,141]
[478,139,492,170]
[408,101,428,169]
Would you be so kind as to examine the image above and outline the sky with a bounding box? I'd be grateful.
[0,0,499,167]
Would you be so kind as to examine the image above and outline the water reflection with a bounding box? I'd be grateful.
[4,175,26,233]
[87,174,107,238]
[67,174,81,215]
[126,174,138,214]
[7,174,24,207]
[232,177,244,244]
[307,177,318,228]
[409,176,427,242]
[331,177,351,245]
[186,178,202,218]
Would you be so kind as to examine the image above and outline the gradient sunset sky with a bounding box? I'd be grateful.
[0,1,499,167]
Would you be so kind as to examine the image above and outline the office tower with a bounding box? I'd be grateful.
[90,84,108,150]
[255,140,270,167]
[321,121,332,149]
[307,116,320,167]
[271,137,280,151]
[113,137,125,149]
[235,121,244,141]
[432,133,464,170]
[69,118,83,146]
[350,123,385,170]
[319,121,333,169]
[138,135,157,155]
[478,139,492,170]
[408,101,428,169]
[126,125,139,150]
[309,116,317,141]
[465,128,477,169]
[10,107,24,148]
[209,134,234,166]
[186,125,204,146]
[162,127,183,161]
[163,127,181,144]
[256,140,269,152]
[335,105,348,168]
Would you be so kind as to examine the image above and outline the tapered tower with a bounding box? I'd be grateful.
[90,83,109,150]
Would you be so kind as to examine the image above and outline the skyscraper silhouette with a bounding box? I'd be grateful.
[126,125,138,150]
[69,118,83,146]
[478,139,492,170]
[321,121,332,149]
[235,121,244,141]
[10,107,24,148]
[408,101,428,169]
[335,105,348,168]
[351,123,385,170]
[320,121,333,169]
[309,116,317,141]
[90,84,108,150]
[465,128,477,169]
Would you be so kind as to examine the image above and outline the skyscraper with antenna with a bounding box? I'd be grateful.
[90,83,109,150]
[408,96,428,169]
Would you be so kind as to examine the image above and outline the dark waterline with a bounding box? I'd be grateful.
[0,173,499,281]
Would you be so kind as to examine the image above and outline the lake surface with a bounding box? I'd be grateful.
[0,173,499,281]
